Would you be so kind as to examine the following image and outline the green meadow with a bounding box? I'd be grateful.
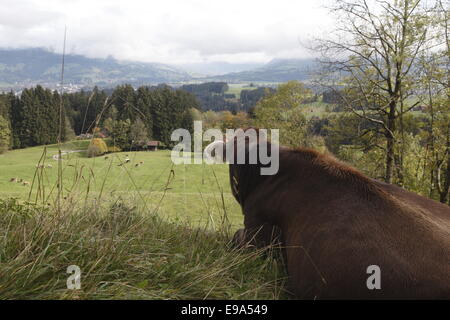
[0,141,288,299]
[0,140,243,229]
[225,83,258,98]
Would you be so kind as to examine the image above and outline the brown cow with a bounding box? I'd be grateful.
[205,129,450,299]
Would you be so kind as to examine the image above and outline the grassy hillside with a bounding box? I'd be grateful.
[0,140,243,228]
[0,141,288,299]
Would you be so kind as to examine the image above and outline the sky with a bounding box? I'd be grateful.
[0,0,334,65]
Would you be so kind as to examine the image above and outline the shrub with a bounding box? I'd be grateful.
[107,146,121,153]
[87,138,108,158]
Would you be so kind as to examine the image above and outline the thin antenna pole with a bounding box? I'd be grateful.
[57,26,67,212]
[59,26,66,143]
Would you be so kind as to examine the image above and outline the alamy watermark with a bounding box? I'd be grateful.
[366,265,381,290]
[66,265,81,290]
[170,121,280,175]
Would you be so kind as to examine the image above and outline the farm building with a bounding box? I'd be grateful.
[146,141,159,151]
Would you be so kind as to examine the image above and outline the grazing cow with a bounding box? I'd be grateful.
[22,181,30,186]
[9,178,17,182]
[204,128,450,299]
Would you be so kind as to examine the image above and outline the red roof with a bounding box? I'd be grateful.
[147,141,159,146]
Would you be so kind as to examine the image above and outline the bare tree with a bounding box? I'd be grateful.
[315,0,432,184]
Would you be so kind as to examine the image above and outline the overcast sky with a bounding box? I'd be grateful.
[0,0,334,64]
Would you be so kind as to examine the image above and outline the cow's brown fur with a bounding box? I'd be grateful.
[229,134,450,299]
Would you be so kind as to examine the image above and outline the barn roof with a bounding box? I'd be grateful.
[147,141,159,146]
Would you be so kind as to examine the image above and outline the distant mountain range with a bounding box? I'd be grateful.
[0,48,191,89]
[177,61,265,76]
[0,48,317,90]
[207,58,318,82]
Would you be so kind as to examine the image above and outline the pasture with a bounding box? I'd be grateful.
[0,140,243,229]
[0,141,287,299]
[225,83,258,99]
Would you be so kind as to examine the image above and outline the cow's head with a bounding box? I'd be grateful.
[204,127,279,205]
[203,128,276,166]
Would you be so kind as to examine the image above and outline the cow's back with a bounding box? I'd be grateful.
[255,167,450,299]
[231,145,450,299]
[373,179,450,225]
[281,180,450,299]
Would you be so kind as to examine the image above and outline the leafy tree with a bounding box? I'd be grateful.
[179,82,233,111]
[110,119,133,150]
[129,118,149,149]
[316,0,432,184]
[150,87,174,145]
[64,116,76,141]
[0,115,11,153]
[219,111,249,131]
[87,138,108,158]
[111,84,136,122]
[0,93,11,119]
[324,113,374,154]
[136,86,154,139]
[256,81,313,110]
[240,87,274,111]
[417,0,450,203]
[10,86,66,148]
[70,87,108,135]
[149,87,195,146]
[0,94,12,149]
[253,81,319,148]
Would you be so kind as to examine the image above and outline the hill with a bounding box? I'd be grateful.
[178,61,265,76]
[0,48,318,89]
[0,48,192,90]
[206,58,318,82]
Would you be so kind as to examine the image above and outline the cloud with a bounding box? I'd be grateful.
[0,0,333,64]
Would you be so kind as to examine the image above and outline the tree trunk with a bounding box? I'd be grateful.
[385,103,396,184]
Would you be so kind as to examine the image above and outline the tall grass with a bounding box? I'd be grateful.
[0,197,287,299]
[0,144,288,299]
